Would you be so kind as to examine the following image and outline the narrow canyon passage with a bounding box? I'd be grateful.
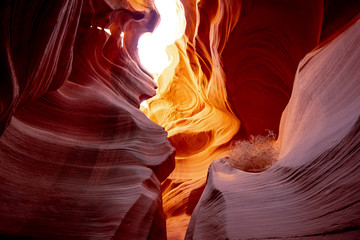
[0,0,359,239]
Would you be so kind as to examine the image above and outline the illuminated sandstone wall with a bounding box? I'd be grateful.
[0,0,359,239]
[152,0,324,237]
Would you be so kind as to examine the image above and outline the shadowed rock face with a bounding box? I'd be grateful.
[223,0,324,139]
[0,0,174,239]
[1,0,360,239]
[186,17,360,239]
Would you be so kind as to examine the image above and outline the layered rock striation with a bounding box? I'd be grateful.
[0,0,174,239]
[187,16,360,239]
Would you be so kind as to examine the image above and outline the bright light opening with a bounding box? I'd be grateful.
[137,0,186,77]
[104,28,111,35]
[120,32,124,47]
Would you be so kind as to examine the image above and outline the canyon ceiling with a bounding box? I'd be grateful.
[0,0,359,239]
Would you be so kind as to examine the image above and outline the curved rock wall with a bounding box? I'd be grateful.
[223,0,324,139]
[1,0,359,239]
[187,16,360,239]
[151,0,325,237]
[0,0,174,239]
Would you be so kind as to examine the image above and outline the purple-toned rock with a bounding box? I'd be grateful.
[187,17,360,239]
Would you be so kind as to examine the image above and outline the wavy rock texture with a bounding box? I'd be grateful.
[0,0,174,239]
[152,1,325,238]
[186,17,360,239]
[0,0,83,135]
[1,0,360,239]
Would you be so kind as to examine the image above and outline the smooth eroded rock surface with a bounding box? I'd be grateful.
[0,0,174,239]
[187,16,360,240]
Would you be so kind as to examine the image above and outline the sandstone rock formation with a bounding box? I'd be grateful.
[0,0,174,239]
[186,16,360,239]
[0,0,359,239]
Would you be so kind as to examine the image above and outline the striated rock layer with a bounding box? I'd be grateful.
[186,16,360,239]
[146,1,328,237]
[0,0,174,239]
[1,0,360,239]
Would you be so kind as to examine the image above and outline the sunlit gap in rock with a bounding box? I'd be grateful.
[137,0,186,108]
[90,25,124,47]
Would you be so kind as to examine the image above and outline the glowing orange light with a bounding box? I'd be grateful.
[137,0,241,238]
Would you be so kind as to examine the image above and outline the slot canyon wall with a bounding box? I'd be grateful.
[0,0,359,239]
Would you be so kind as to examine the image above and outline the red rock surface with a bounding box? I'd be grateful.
[0,0,174,239]
[223,0,324,139]
[1,0,360,239]
[186,17,360,239]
